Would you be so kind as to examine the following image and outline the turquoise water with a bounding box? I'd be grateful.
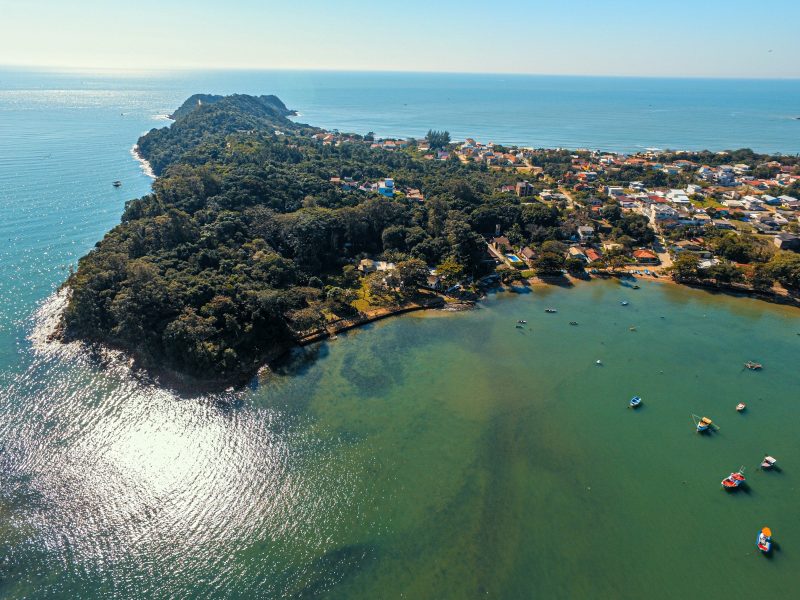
[2,70,800,598]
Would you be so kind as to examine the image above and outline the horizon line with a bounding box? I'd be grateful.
[1,62,799,82]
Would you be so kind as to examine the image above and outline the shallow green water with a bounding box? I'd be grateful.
[3,279,799,598]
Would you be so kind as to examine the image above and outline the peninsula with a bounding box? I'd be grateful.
[61,94,800,385]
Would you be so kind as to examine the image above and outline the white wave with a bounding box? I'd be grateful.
[130,145,155,179]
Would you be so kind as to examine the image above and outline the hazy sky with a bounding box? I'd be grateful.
[2,0,799,77]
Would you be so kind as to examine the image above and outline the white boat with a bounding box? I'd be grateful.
[761,456,777,469]
[629,396,642,408]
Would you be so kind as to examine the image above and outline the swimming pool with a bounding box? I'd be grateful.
[506,254,523,263]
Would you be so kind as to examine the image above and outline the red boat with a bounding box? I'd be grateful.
[722,469,746,489]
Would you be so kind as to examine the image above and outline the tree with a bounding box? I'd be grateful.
[670,253,700,281]
[614,213,655,245]
[382,225,408,252]
[425,129,451,150]
[710,232,757,263]
[604,248,628,272]
[499,268,523,284]
[749,263,775,291]
[436,257,465,286]
[701,262,744,285]
[766,252,800,290]
[601,203,622,223]
[566,257,586,275]
[534,252,565,276]
[395,258,429,291]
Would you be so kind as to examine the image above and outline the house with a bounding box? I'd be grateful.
[577,225,594,242]
[773,233,800,251]
[686,184,703,195]
[741,195,765,211]
[647,204,679,225]
[667,189,691,205]
[606,186,625,198]
[515,180,535,197]
[358,259,396,273]
[585,248,602,263]
[761,195,780,206]
[520,246,537,265]
[426,273,442,290]
[568,246,588,262]
[670,240,711,258]
[406,188,424,201]
[378,178,395,198]
[632,249,659,265]
[490,236,512,253]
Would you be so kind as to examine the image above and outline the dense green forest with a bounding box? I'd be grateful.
[62,94,572,383]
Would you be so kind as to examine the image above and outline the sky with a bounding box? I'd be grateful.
[1,0,799,78]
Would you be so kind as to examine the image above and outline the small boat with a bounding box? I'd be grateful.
[596,359,602,365]
[721,468,746,489]
[545,308,558,313]
[569,321,578,326]
[629,396,642,408]
[629,326,637,331]
[696,416,714,433]
[632,285,640,290]
[515,324,524,329]
[745,361,762,370]
[517,320,527,324]
[757,527,772,554]
[620,301,629,306]
[761,456,777,470]
[736,403,746,412]
[112,180,122,187]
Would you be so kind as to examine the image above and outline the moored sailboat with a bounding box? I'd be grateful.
[692,414,715,433]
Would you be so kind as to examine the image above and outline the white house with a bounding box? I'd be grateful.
[577,225,594,242]
[667,189,691,205]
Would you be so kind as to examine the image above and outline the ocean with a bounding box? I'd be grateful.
[1,68,799,598]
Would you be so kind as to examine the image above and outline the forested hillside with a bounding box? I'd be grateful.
[63,94,560,383]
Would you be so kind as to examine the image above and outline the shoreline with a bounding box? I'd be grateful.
[525,270,800,309]
[130,144,155,179]
[33,271,797,394]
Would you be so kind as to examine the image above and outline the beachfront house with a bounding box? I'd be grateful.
[520,246,537,266]
[632,249,659,265]
[568,246,588,262]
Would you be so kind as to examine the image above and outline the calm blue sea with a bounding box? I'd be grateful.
[1,69,800,598]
